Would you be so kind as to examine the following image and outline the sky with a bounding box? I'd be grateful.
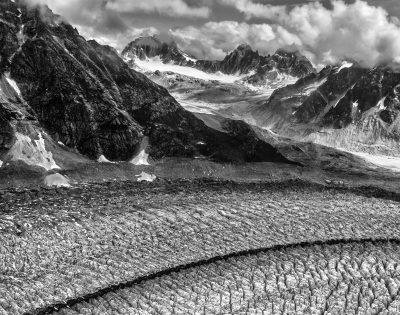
[25,0,400,67]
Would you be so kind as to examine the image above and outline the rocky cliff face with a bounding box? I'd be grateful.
[0,0,294,170]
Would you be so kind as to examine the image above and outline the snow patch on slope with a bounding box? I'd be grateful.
[134,57,245,83]
[173,93,233,115]
[5,72,22,97]
[136,172,156,182]
[131,149,149,165]
[336,61,353,73]
[44,173,71,187]
[377,97,387,110]
[350,151,400,173]
[0,160,3,168]
[243,72,298,97]
[303,78,328,96]
[130,136,150,165]
[7,132,60,171]
[180,50,197,63]
[97,155,115,163]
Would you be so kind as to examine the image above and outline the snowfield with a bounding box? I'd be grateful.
[134,57,246,83]
[172,92,234,115]
[7,132,60,171]
[350,151,400,173]
[44,173,71,187]
[242,72,298,97]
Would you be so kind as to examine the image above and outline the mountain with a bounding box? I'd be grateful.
[0,0,295,172]
[122,37,316,83]
[251,62,400,156]
[122,36,195,66]
[121,36,400,160]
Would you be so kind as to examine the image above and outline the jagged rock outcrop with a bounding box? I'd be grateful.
[0,0,294,169]
[244,49,316,85]
[215,44,263,74]
[122,36,194,66]
[196,46,315,80]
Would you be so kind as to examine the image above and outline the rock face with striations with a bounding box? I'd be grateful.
[0,0,293,169]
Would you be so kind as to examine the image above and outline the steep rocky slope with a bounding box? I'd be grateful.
[0,0,294,171]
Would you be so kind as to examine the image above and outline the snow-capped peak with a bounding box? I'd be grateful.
[336,61,353,73]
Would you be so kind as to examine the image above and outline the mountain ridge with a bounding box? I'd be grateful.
[122,36,316,83]
[251,63,400,156]
[0,0,294,171]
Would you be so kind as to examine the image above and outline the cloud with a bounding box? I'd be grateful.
[22,0,161,50]
[219,0,288,20]
[105,0,210,18]
[79,26,160,50]
[170,21,301,60]
[173,0,400,67]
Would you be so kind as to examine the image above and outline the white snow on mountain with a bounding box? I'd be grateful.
[130,137,150,165]
[44,173,71,187]
[134,57,246,83]
[172,92,234,115]
[136,172,156,182]
[377,97,387,110]
[242,72,298,97]
[350,151,400,173]
[97,155,116,163]
[180,50,197,63]
[336,61,353,73]
[7,132,60,171]
[302,78,328,96]
[131,149,150,165]
[5,72,22,97]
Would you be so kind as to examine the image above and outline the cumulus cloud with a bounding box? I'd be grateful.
[105,0,210,18]
[170,21,301,60]
[21,0,400,67]
[79,26,160,50]
[173,0,400,67]
[219,0,288,20]
[23,0,162,50]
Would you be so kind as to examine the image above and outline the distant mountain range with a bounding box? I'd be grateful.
[249,63,400,156]
[122,36,316,85]
[122,36,400,157]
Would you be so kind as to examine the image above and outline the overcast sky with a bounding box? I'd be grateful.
[26,0,400,67]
